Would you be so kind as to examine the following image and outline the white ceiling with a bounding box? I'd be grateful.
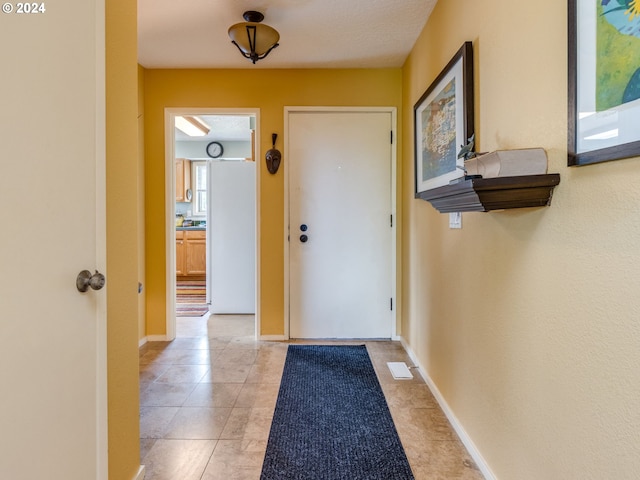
[175,115,253,142]
[138,0,438,69]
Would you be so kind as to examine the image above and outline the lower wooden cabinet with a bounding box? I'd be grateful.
[176,229,206,278]
[185,230,206,275]
[176,230,186,276]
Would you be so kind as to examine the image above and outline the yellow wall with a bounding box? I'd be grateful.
[143,69,402,336]
[138,65,147,341]
[402,1,640,478]
[106,0,141,478]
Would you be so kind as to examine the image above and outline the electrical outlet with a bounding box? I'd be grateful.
[449,212,462,229]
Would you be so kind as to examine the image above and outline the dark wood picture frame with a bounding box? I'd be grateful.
[568,0,640,166]
[414,41,474,197]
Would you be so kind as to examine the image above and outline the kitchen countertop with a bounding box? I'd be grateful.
[176,226,206,231]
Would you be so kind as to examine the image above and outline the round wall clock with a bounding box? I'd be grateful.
[206,141,224,158]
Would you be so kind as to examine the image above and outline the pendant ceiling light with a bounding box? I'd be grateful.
[228,11,280,64]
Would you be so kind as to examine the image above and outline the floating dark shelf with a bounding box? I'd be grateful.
[417,174,561,213]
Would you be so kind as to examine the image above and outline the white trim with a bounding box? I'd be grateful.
[164,108,261,341]
[283,111,291,340]
[283,106,398,340]
[164,112,177,342]
[399,337,497,480]
[259,335,288,341]
[146,334,170,342]
[133,465,146,480]
[94,0,108,477]
[254,120,262,340]
[138,337,147,348]
[389,108,398,338]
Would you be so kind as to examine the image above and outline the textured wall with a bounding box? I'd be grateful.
[142,69,402,337]
[106,0,143,477]
[402,1,640,478]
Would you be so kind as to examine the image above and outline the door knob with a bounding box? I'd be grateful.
[76,270,106,292]
[300,234,308,243]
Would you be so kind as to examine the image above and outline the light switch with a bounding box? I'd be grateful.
[449,212,462,229]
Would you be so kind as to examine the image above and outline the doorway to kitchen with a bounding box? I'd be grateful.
[165,108,259,340]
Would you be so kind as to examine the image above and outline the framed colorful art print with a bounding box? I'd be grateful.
[568,0,640,166]
[414,41,474,196]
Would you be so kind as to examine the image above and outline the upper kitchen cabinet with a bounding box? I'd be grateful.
[176,158,192,202]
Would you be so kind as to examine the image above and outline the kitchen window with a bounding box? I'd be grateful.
[192,161,207,216]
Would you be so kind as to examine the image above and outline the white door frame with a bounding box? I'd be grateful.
[96,2,108,474]
[283,106,398,340]
[163,108,261,340]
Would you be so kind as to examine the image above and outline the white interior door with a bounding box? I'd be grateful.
[0,2,107,479]
[288,110,394,338]
[209,161,256,314]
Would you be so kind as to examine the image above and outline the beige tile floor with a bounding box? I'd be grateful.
[139,314,484,480]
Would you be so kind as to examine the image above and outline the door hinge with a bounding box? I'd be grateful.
[390,214,393,227]
[390,297,393,310]
[390,130,394,144]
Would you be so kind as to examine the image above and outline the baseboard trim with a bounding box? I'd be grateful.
[146,334,169,342]
[259,335,288,341]
[138,337,147,348]
[399,337,497,480]
[133,465,145,480]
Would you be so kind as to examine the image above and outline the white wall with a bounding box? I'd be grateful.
[176,140,251,159]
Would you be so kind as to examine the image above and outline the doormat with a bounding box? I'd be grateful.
[176,280,207,316]
[176,280,206,303]
[261,345,414,480]
[176,303,209,317]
